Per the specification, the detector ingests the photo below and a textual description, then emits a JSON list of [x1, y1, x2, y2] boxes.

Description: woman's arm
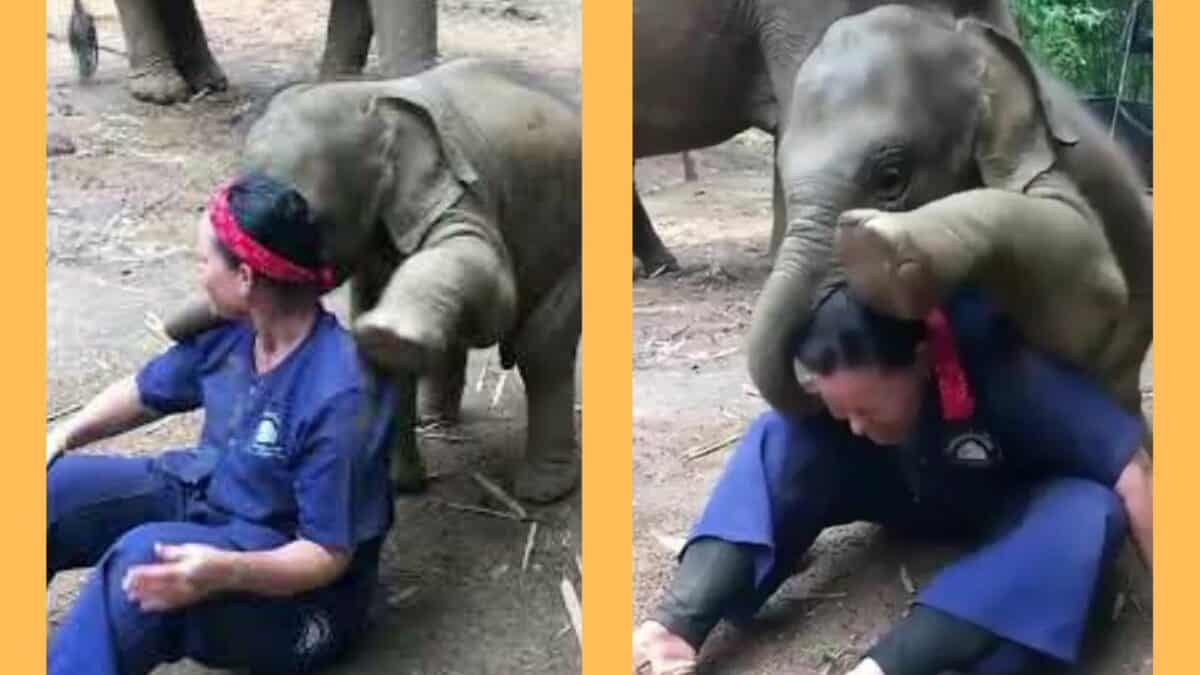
[[1114, 448, 1152, 569], [47, 376, 165, 465], [122, 539, 352, 612]]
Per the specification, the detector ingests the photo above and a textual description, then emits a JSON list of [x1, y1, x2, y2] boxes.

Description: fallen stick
[[521, 522, 539, 573], [703, 346, 739, 361], [432, 499, 526, 523], [490, 371, 509, 409], [46, 402, 83, 422], [791, 592, 848, 601], [474, 352, 491, 392], [471, 471, 528, 520], [419, 431, 471, 443], [683, 432, 742, 462], [560, 577, 583, 648]]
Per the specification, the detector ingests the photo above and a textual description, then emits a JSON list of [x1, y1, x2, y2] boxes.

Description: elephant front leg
[[511, 264, 581, 503], [352, 267, 426, 493], [835, 187, 1130, 372], [417, 345, 467, 427], [114, 0, 189, 103], [352, 225, 517, 378]]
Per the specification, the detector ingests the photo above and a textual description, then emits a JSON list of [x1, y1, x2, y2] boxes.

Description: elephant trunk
[[745, 190, 844, 419]]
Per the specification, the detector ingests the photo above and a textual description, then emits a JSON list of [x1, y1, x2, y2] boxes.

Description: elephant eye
[[870, 149, 911, 203]]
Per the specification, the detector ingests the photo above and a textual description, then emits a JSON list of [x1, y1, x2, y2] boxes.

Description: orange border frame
[[582, 0, 633, 673]]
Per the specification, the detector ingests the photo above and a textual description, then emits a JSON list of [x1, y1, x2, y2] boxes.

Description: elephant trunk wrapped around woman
[[748, 7, 1152, 423], [168, 60, 582, 502]]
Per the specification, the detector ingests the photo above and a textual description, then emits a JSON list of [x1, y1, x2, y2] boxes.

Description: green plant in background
[[1010, 0, 1151, 101]]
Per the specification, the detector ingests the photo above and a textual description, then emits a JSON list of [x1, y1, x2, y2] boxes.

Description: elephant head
[[169, 76, 515, 356], [748, 6, 1078, 418], [243, 79, 479, 276]]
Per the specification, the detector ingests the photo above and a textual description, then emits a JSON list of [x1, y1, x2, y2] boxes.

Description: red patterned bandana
[[208, 184, 336, 291], [924, 307, 974, 422]]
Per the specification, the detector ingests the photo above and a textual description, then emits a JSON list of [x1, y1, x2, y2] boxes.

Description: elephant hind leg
[[158, 0, 226, 93], [633, 183, 679, 278], [510, 264, 581, 503]]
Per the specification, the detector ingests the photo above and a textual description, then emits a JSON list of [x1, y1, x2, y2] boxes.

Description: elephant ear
[[366, 83, 480, 256], [959, 18, 1079, 192]]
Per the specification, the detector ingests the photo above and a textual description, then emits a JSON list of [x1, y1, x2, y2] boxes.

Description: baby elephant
[[749, 6, 1151, 420], [168, 60, 581, 502]]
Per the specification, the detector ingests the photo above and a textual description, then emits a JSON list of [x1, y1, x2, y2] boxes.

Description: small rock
[[47, 133, 77, 157], [489, 563, 510, 580]]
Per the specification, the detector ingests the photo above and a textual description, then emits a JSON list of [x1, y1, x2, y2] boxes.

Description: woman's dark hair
[[796, 284, 926, 375], [213, 171, 325, 276]]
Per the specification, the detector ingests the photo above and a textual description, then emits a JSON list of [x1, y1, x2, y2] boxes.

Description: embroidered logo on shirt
[[294, 608, 334, 659], [944, 430, 1001, 468], [248, 411, 285, 458]]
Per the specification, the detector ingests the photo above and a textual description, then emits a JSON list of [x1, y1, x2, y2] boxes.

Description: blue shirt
[[889, 287, 1143, 515], [135, 310, 395, 554]]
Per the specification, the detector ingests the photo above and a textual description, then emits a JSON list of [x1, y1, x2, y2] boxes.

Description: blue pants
[[48, 454, 377, 675], [688, 412, 1128, 670]]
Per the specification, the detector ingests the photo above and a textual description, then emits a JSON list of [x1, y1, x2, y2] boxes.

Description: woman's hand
[[46, 427, 69, 468], [123, 543, 239, 612]]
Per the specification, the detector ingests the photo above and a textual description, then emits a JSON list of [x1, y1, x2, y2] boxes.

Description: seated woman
[[46, 173, 396, 675], [634, 284, 1152, 675]]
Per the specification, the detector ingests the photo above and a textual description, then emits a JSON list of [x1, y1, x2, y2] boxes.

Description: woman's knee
[[1033, 478, 1128, 557]]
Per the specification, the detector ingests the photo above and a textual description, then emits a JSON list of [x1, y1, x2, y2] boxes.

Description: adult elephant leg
[[113, 0, 189, 103], [319, 0, 373, 78], [370, 0, 437, 77], [633, 183, 678, 277], [511, 263, 580, 503], [352, 263, 426, 493], [158, 0, 227, 93], [417, 344, 467, 426], [836, 187, 1145, 407]]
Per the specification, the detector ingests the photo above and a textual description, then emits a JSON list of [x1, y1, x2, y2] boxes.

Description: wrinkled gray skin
[[631, 0, 1020, 275], [168, 60, 581, 502], [751, 6, 1152, 422], [73, 0, 435, 104]]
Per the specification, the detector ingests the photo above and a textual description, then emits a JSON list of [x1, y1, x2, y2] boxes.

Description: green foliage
[[1010, 0, 1151, 100]]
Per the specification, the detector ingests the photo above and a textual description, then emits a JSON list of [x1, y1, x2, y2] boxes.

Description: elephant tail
[[68, 0, 98, 80]]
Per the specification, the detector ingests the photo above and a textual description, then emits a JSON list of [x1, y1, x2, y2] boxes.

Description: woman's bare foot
[[633, 621, 697, 674]]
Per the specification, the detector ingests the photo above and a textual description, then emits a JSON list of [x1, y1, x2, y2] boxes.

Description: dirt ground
[[45, 1, 580, 673], [631, 135, 1153, 674]]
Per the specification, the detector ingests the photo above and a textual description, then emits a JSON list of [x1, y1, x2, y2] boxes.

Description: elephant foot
[[836, 209, 940, 320], [514, 447, 580, 503], [180, 59, 228, 95], [128, 65, 191, 105], [352, 310, 448, 375], [633, 252, 679, 280]]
